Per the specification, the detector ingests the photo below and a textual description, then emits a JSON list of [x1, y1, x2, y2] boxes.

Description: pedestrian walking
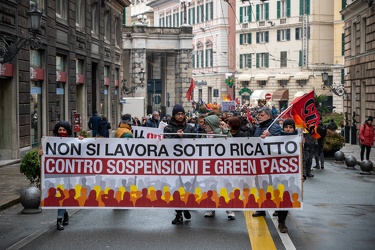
[[99, 116, 111, 138], [313, 117, 327, 169], [88, 110, 101, 137], [359, 116, 375, 161], [163, 104, 195, 224]]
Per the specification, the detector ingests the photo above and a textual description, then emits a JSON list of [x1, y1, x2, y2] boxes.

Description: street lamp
[[321, 71, 329, 86], [121, 68, 146, 95], [321, 71, 346, 96], [137, 15, 147, 25], [0, 4, 43, 64]]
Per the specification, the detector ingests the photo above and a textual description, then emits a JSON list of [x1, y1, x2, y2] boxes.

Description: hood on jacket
[[204, 115, 222, 135]]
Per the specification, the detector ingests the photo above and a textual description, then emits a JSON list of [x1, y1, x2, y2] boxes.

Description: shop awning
[[236, 74, 251, 81], [254, 73, 269, 81], [250, 90, 267, 104], [275, 74, 290, 80], [272, 89, 289, 101], [294, 72, 310, 80]]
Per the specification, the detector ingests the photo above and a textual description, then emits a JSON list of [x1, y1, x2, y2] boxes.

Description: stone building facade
[[342, 0, 375, 143], [0, 0, 130, 160]]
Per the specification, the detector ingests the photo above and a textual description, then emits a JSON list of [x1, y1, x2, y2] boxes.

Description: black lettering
[[285, 141, 297, 154], [173, 144, 183, 156], [215, 144, 225, 156], [86, 143, 96, 156]]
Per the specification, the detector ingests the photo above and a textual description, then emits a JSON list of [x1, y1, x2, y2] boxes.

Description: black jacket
[[163, 118, 196, 138]]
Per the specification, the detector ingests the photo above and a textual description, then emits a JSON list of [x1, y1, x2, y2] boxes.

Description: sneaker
[[278, 222, 288, 233], [321, 166, 324, 169], [227, 211, 235, 220], [252, 211, 266, 217], [313, 165, 320, 169], [306, 173, 314, 177], [172, 214, 183, 224], [183, 210, 191, 220], [272, 211, 278, 216], [204, 211, 215, 217]]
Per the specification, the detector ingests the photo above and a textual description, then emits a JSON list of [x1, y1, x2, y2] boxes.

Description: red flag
[[281, 90, 321, 139], [186, 78, 195, 102], [226, 94, 232, 101]]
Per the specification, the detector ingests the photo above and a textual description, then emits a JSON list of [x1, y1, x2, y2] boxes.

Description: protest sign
[[41, 136, 303, 210]]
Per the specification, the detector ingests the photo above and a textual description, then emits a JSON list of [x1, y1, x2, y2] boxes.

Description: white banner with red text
[[40, 135, 303, 210]]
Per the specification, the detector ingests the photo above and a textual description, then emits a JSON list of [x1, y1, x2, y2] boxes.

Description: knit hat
[[121, 114, 132, 125], [172, 104, 185, 116], [367, 116, 373, 122], [283, 119, 295, 130], [53, 120, 72, 136]]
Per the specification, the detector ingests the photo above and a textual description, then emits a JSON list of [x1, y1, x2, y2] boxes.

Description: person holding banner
[[39, 121, 76, 230], [163, 104, 196, 224], [202, 115, 236, 219], [252, 107, 281, 218]]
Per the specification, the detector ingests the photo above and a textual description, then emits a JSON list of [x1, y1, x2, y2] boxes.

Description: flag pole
[[266, 104, 294, 130]]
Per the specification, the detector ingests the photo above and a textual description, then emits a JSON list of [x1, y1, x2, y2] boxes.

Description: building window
[[166, 14, 171, 27], [256, 31, 269, 43], [159, 15, 164, 27], [56, 55, 66, 121], [173, 11, 179, 27], [197, 4, 204, 23], [256, 53, 269, 68], [205, 1, 213, 21], [279, 80, 288, 87], [30, 0, 45, 9], [280, 51, 287, 67], [239, 54, 252, 69], [91, 3, 99, 35], [115, 17, 121, 47], [277, 29, 290, 41], [240, 33, 252, 45], [76, 0, 85, 28], [56, 0, 68, 20], [240, 6, 252, 23], [197, 50, 203, 68], [299, 0, 310, 15], [205, 48, 213, 68], [277, 0, 290, 18], [256, 2, 269, 21], [104, 11, 110, 41], [188, 7, 195, 25], [208, 87, 212, 103]]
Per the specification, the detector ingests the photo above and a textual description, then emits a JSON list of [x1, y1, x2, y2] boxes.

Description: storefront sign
[[56, 71, 67, 82], [30, 67, 44, 81], [104, 77, 110, 85], [0, 63, 13, 78], [76, 74, 84, 84]]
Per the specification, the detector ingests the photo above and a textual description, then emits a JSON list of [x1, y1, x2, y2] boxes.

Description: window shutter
[[122, 7, 126, 25], [305, 0, 310, 15], [205, 49, 208, 67], [205, 3, 208, 21], [265, 53, 269, 68], [210, 49, 213, 67], [240, 34, 243, 45], [265, 3, 269, 20], [240, 55, 243, 69], [286, 0, 291, 17], [256, 54, 260, 68], [277, 30, 280, 41], [265, 31, 269, 43], [287, 29, 290, 41], [240, 7, 243, 23], [296, 28, 300, 40], [247, 54, 252, 68], [299, 0, 303, 16], [256, 4, 260, 21], [277, 1, 280, 19], [256, 32, 259, 43], [248, 6, 252, 22], [248, 33, 252, 44], [342, 33, 345, 56], [299, 50, 302, 66]]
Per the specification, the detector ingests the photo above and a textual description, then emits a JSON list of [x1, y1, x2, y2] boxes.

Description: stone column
[[175, 49, 193, 109]]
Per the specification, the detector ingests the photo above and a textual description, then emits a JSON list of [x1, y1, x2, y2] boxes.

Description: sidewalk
[[0, 143, 374, 211]]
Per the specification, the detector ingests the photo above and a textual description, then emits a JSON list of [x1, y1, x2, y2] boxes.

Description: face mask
[[57, 132, 69, 137]]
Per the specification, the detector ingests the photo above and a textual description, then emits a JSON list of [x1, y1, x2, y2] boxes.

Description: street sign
[[265, 93, 272, 100]]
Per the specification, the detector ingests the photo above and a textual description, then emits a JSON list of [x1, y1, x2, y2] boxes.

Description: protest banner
[[41, 135, 303, 210]]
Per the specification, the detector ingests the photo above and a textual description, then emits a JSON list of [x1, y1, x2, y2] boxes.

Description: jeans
[[57, 209, 66, 219], [360, 145, 371, 161]]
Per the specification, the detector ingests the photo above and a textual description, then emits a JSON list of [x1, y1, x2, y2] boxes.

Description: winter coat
[[253, 119, 281, 137], [99, 120, 111, 138], [146, 118, 160, 128], [203, 115, 232, 138], [163, 118, 196, 139], [114, 123, 133, 138], [88, 114, 101, 130], [359, 122, 375, 147]]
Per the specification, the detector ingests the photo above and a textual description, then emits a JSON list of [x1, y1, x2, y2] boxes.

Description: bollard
[[345, 156, 357, 169], [334, 151, 345, 163], [360, 160, 374, 175], [20, 186, 42, 214]]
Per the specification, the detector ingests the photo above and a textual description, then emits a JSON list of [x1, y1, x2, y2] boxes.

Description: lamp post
[[0, 4, 43, 64], [121, 68, 146, 95]]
